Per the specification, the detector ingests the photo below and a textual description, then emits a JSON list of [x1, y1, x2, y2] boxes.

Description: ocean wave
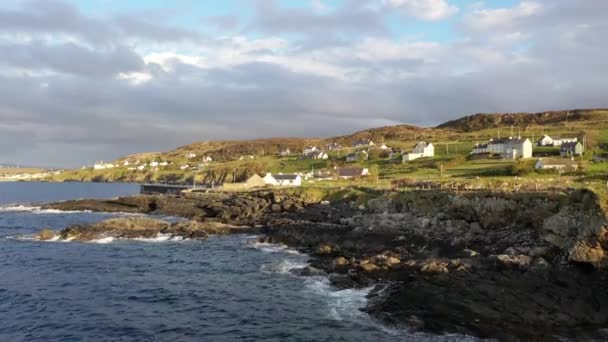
[[0, 205, 92, 214], [304, 277, 373, 321], [248, 241, 302, 255], [260, 259, 310, 275]]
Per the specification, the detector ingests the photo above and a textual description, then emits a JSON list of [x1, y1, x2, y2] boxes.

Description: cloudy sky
[[0, 0, 606, 167]]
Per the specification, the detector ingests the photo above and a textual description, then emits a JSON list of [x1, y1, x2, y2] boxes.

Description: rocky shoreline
[[41, 188, 608, 340]]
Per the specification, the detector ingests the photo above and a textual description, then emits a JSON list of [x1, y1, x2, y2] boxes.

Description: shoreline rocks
[[41, 188, 608, 340]]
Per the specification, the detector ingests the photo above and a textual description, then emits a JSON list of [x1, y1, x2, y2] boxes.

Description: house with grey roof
[[560, 141, 584, 157]]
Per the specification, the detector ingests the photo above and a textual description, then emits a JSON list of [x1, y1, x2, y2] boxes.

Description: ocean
[[0, 182, 475, 341]]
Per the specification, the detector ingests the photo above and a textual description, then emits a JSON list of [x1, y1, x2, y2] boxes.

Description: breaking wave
[[0, 205, 92, 214]]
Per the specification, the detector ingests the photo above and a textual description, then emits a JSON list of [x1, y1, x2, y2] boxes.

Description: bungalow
[[185, 152, 197, 159], [346, 150, 368, 162], [263, 173, 302, 187], [535, 158, 579, 172], [279, 149, 291, 157], [380, 144, 389, 150], [150, 161, 160, 167], [159, 161, 169, 166], [336, 167, 369, 179], [504, 138, 533, 159], [179, 164, 190, 170], [560, 141, 584, 157], [352, 139, 374, 148], [202, 156, 213, 163], [123, 160, 131, 166], [303, 146, 319, 154], [326, 142, 342, 150], [403, 142, 434, 162], [136, 165, 146, 171], [537, 134, 578, 147], [302, 151, 328, 160]]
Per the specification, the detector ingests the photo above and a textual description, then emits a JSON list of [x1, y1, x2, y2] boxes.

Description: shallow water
[[0, 182, 478, 341]]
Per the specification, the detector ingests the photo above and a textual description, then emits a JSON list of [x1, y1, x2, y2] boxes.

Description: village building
[[336, 167, 369, 179], [303, 146, 319, 154], [301, 151, 328, 160], [535, 158, 579, 172], [123, 160, 130, 166], [326, 142, 342, 150], [346, 150, 368, 162], [279, 149, 291, 157], [352, 139, 374, 148], [403, 142, 434, 162], [537, 134, 578, 147], [470, 137, 532, 159], [380, 144, 389, 150], [93, 162, 115, 170], [504, 138, 533, 159], [159, 161, 169, 166], [150, 161, 159, 167], [560, 141, 584, 157], [180, 164, 190, 170], [202, 156, 213, 163], [263, 173, 302, 187], [137, 165, 146, 171], [185, 152, 197, 159]]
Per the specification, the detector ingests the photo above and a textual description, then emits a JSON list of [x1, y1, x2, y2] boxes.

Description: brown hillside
[[437, 109, 608, 132]]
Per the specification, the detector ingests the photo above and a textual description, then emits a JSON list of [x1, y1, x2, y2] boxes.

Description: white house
[[180, 164, 190, 170], [403, 142, 434, 162], [303, 146, 319, 154], [93, 162, 116, 170], [380, 144, 389, 150], [353, 139, 374, 148], [159, 161, 169, 166], [123, 160, 131, 166], [326, 142, 342, 150], [136, 165, 146, 171], [263, 173, 301, 187], [202, 156, 213, 163], [535, 158, 578, 171], [336, 167, 369, 179], [504, 138, 533, 159], [185, 152, 197, 159], [279, 149, 291, 156], [537, 134, 554, 147], [150, 161, 160, 167]]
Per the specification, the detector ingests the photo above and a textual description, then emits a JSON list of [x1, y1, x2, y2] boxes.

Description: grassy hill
[[47, 108, 608, 188]]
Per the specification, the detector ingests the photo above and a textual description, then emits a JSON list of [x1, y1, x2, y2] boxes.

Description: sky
[[0, 0, 607, 167]]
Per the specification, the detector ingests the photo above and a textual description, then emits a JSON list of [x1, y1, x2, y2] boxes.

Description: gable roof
[[273, 174, 299, 181], [561, 141, 581, 149]]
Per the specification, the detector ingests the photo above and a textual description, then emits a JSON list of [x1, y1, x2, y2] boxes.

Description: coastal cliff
[[42, 187, 608, 340]]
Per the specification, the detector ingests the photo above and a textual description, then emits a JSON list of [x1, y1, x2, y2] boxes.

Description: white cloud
[[384, 0, 458, 20], [463, 1, 542, 31]]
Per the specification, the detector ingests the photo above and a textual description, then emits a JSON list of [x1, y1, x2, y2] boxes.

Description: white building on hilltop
[[403, 142, 434, 162]]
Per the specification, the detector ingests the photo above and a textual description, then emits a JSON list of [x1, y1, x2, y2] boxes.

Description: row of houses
[[471, 136, 584, 159]]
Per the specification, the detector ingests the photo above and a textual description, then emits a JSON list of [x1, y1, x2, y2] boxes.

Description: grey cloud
[[0, 0, 203, 44], [0, 41, 144, 78], [249, 0, 386, 35]]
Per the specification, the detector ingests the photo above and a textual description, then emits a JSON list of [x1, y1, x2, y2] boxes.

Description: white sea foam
[[260, 259, 309, 275], [304, 277, 373, 321], [248, 241, 302, 255], [0, 205, 92, 214], [132, 234, 187, 242], [91, 237, 114, 244]]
